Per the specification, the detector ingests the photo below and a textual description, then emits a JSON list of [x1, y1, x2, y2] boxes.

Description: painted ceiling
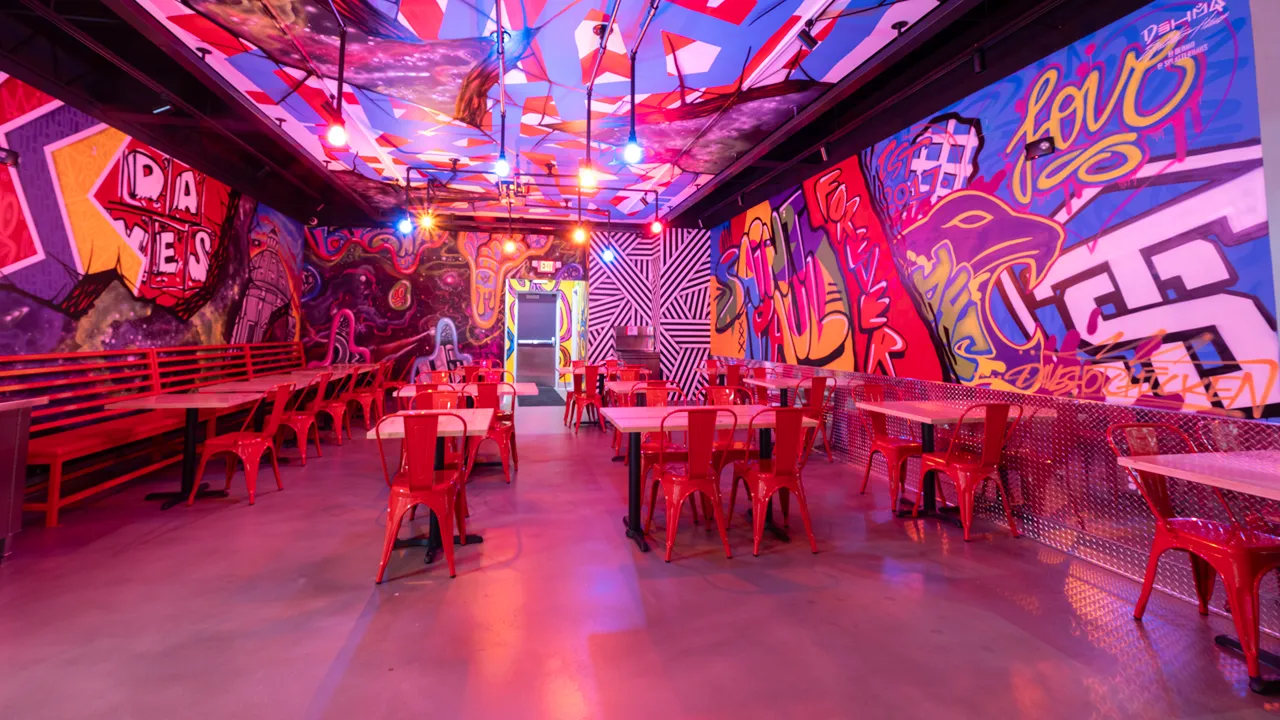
[[135, 0, 941, 222]]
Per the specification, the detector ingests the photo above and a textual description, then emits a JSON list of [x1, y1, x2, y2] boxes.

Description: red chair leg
[[995, 475, 1020, 538], [187, 452, 214, 506], [859, 450, 876, 494], [223, 456, 235, 491], [310, 422, 323, 458], [437, 497, 458, 578], [1190, 554, 1217, 615], [1133, 543, 1167, 620], [792, 483, 818, 553], [707, 488, 732, 559], [664, 488, 689, 563], [645, 479, 661, 534], [1223, 573, 1264, 682], [819, 422, 833, 463], [267, 446, 282, 491], [751, 489, 769, 556], [376, 495, 413, 583]]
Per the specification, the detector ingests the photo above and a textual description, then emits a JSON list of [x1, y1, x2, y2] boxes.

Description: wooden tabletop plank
[[0, 397, 49, 412], [1117, 450, 1280, 502], [601, 404, 818, 433], [197, 374, 299, 393], [744, 377, 800, 391], [854, 400, 985, 425], [395, 382, 539, 398], [367, 409, 495, 439], [110, 392, 264, 410]]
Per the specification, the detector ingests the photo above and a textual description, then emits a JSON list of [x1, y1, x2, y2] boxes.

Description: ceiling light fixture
[[503, 239, 518, 255], [578, 164, 597, 189], [649, 190, 663, 236], [797, 24, 819, 50], [601, 248, 616, 263], [152, 103, 173, 115], [325, 2, 349, 148], [397, 216, 413, 234], [573, 226, 587, 244], [584, 0, 622, 193], [493, 0, 512, 180]]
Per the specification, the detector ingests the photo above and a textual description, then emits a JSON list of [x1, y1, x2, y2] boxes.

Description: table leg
[[1213, 635, 1280, 693], [758, 427, 789, 542], [894, 424, 962, 528], [779, 389, 789, 407], [397, 436, 484, 565], [146, 408, 229, 509], [622, 431, 650, 552], [612, 390, 644, 462]]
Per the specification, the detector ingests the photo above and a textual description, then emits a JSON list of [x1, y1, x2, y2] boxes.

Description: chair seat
[[206, 431, 272, 450], [390, 470, 460, 493], [872, 436, 923, 452], [921, 450, 992, 473], [1168, 518, 1280, 550]]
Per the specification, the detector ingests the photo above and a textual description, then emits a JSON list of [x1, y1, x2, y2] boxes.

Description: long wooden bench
[[0, 342, 304, 526]]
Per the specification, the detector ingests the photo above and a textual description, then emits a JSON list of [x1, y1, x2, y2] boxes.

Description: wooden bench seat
[[0, 342, 304, 526]]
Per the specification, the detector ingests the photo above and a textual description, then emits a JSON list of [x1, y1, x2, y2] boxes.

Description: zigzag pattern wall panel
[[586, 231, 654, 364], [658, 229, 712, 395]]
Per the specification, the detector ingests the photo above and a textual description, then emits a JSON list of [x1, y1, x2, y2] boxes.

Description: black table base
[[1213, 635, 1280, 694], [893, 424, 964, 529], [146, 408, 230, 510]]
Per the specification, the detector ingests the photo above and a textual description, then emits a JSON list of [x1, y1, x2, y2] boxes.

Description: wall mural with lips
[[300, 224, 586, 375], [712, 0, 1280, 419], [131, 0, 944, 221], [0, 74, 304, 355]]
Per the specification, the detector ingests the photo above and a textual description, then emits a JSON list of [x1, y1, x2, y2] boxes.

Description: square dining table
[[368, 408, 494, 565], [196, 374, 300, 393], [394, 382, 539, 398], [744, 377, 801, 406], [109, 392, 264, 509], [600, 404, 817, 552]]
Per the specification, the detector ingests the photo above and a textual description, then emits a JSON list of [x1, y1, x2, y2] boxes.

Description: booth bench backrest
[[0, 342, 303, 437]]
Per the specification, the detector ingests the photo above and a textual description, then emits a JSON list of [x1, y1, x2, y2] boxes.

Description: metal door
[[515, 292, 558, 385]]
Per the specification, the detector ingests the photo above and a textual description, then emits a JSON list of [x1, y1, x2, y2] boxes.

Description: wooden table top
[[854, 400, 986, 425], [744, 377, 800, 391], [197, 374, 299, 393], [366, 409, 495, 439], [601, 404, 819, 433], [1117, 450, 1280, 502], [395, 382, 539, 397], [0, 397, 49, 412], [110, 392, 264, 410]]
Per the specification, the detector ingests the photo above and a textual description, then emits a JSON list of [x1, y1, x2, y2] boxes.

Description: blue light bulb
[[623, 140, 643, 165], [494, 152, 511, 177], [601, 248, 616, 263], [396, 216, 413, 234]]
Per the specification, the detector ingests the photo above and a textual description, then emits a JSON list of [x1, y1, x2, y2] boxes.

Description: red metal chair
[[1108, 422, 1280, 690], [855, 384, 922, 513], [373, 411, 470, 581], [189, 384, 292, 506], [917, 403, 1023, 541], [631, 383, 689, 491], [277, 374, 328, 466], [573, 365, 604, 432], [417, 369, 453, 384], [724, 364, 743, 388], [729, 408, 819, 555], [468, 382, 517, 482], [796, 376, 834, 463], [562, 360, 587, 425], [747, 366, 773, 405], [343, 363, 387, 429], [644, 408, 735, 562], [315, 371, 355, 444]]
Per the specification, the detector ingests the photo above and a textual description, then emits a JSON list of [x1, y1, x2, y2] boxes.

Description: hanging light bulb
[[650, 219, 663, 235], [419, 212, 435, 230], [326, 122, 348, 148], [623, 134, 643, 165], [579, 164, 597, 189], [494, 150, 511, 178], [572, 226, 587, 245], [601, 248, 616, 263], [396, 216, 413, 234], [503, 239, 517, 255]]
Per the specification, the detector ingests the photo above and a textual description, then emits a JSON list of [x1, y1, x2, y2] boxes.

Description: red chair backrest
[[471, 382, 516, 410], [418, 369, 452, 384], [411, 389, 461, 410], [724, 364, 743, 387], [747, 408, 807, 476], [297, 372, 332, 412], [852, 383, 905, 441], [1106, 422, 1196, 524], [705, 386, 749, 406], [583, 365, 600, 394], [659, 408, 734, 481], [634, 381, 682, 407], [799, 376, 831, 412], [947, 403, 1021, 469], [618, 368, 643, 381], [706, 358, 719, 371], [260, 384, 294, 436], [375, 411, 467, 490]]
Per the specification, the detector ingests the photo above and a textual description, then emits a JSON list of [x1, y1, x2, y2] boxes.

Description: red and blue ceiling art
[[133, 0, 941, 221]]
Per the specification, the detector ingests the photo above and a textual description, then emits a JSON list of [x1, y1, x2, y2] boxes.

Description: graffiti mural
[[302, 226, 584, 374], [0, 74, 304, 355], [712, 0, 1280, 418]]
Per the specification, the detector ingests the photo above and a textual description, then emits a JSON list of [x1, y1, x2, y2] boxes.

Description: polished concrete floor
[[2, 406, 1279, 719]]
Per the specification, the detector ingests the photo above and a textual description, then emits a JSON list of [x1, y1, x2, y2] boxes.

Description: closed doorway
[[515, 292, 558, 385]]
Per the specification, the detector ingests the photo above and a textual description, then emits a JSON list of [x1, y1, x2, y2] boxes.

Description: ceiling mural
[[134, 0, 940, 221]]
